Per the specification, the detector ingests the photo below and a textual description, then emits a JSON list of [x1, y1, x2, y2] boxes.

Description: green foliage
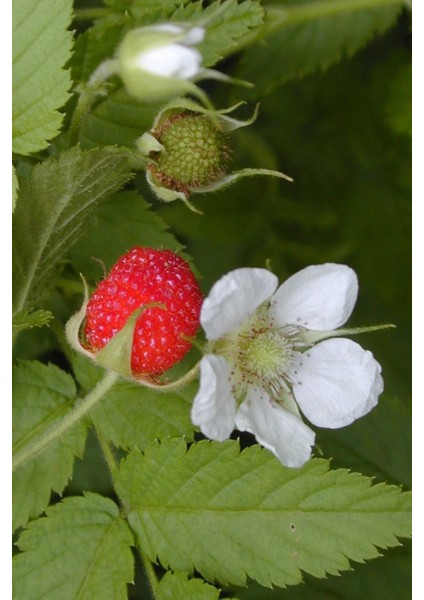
[[69, 191, 187, 281], [12, 145, 133, 314], [196, 0, 265, 67], [12, 0, 73, 155], [12, 0, 411, 597], [71, 354, 196, 450], [238, 0, 405, 96], [157, 572, 221, 599], [115, 439, 411, 588], [13, 493, 134, 599], [91, 381, 197, 450], [12, 361, 86, 531], [12, 308, 54, 334]]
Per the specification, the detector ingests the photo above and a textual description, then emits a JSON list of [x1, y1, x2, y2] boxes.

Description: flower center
[[238, 329, 292, 381], [214, 305, 304, 402]]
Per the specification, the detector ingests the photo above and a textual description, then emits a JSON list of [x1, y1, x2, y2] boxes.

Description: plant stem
[[68, 90, 97, 147], [12, 370, 120, 472]]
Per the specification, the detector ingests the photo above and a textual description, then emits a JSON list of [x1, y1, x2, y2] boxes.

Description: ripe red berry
[[83, 247, 203, 376]]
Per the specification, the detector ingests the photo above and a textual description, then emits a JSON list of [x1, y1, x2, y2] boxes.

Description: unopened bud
[[117, 24, 205, 103]]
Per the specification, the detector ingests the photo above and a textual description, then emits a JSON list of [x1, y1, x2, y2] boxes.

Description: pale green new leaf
[[12, 361, 86, 531], [13, 308, 54, 334], [115, 439, 411, 588], [157, 571, 220, 600], [12, 145, 133, 315], [12, 0, 73, 155], [13, 493, 134, 599], [238, 0, 404, 96]]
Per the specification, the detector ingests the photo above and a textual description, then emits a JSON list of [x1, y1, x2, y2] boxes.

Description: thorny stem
[[12, 370, 120, 472]]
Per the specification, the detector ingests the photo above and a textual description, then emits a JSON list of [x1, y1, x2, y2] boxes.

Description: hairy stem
[[12, 370, 120, 472]]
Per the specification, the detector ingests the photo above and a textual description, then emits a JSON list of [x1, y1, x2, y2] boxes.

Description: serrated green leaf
[[12, 0, 73, 155], [13, 308, 54, 334], [157, 571, 221, 600], [197, 0, 265, 67], [239, 542, 411, 599], [69, 190, 186, 280], [115, 439, 411, 589], [238, 0, 404, 96], [12, 361, 86, 531], [91, 381, 197, 451], [12, 145, 133, 315], [109, 0, 192, 20], [13, 493, 134, 599]]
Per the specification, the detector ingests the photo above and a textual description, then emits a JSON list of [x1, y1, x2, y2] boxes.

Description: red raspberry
[[83, 247, 203, 376]]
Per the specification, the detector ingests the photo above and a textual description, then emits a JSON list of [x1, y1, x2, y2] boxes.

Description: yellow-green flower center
[[237, 330, 292, 381]]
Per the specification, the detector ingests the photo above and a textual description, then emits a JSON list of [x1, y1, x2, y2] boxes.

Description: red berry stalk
[[83, 247, 203, 376]]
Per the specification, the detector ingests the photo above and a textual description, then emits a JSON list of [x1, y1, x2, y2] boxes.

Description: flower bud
[[116, 24, 205, 103]]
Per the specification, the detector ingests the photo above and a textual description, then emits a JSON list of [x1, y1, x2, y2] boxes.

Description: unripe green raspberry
[[137, 98, 293, 212], [148, 112, 231, 195]]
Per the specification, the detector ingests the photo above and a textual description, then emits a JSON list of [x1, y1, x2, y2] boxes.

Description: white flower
[[191, 264, 384, 468]]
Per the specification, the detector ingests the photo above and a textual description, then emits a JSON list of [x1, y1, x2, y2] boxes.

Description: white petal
[[293, 338, 383, 428], [235, 388, 315, 468], [191, 355, 236, 441], [137, 45, 201, 78], [201, 268, 278, 340], [270, 264, 358, 330]]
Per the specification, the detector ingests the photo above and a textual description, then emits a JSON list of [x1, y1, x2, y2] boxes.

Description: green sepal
[[300, 323, 396, 346], [95, 307, 143, 377], [65, 275, 93, 360], [195, 167, 293, 194], [95, 303, 167, 377]]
